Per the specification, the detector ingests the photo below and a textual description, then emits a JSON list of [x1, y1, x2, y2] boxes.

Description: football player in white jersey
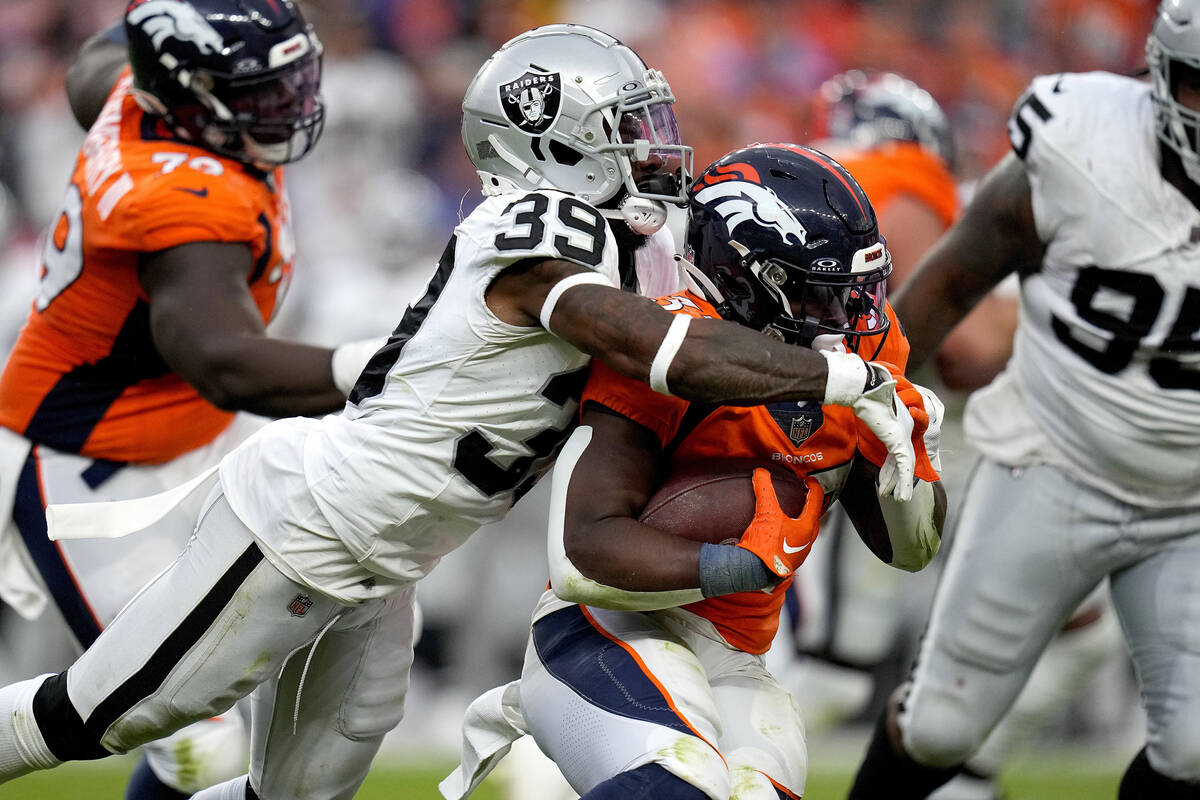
[[0, 25, 918, 800], [848, 3, 1200, 798]]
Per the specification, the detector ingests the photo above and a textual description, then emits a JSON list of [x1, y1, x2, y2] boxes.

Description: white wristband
[[649, 314, 691, 396], [331, 336, 388, 396], [820, 350, 868, 406], [539, 271, 613, 333]]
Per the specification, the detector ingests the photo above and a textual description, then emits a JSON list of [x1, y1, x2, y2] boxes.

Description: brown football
[[637, 458, 811, 545]]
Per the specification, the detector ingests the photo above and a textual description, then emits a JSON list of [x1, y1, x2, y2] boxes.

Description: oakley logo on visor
[[499, 71, 562, 135]]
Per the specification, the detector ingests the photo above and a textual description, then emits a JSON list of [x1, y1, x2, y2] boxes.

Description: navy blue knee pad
[[579, 763, 710, 800], [124, 757, 189, 800]]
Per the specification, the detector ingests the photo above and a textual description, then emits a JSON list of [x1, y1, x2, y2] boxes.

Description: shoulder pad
[[1008, 72, 1147, 165], [459, 190, 614, 272]]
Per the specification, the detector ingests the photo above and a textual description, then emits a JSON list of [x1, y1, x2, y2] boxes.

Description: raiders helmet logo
[[499, 71, 562, 135], [692, 176, 808, 247], [128, 0, 226, 55]]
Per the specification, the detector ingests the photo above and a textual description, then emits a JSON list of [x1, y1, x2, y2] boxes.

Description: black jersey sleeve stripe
[[81, 543, 265, 742], [348, 235, 457, 405]]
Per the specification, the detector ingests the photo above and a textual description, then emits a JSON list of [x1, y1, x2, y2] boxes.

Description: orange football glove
[[737, 469, 824, 579]]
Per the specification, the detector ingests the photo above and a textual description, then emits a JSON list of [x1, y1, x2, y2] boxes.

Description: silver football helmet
[[1148, 0, 1200, 183], [461, 24, 692, 233]]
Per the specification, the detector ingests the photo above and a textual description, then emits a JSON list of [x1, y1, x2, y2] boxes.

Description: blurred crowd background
[[0, 0, 1157, 770]]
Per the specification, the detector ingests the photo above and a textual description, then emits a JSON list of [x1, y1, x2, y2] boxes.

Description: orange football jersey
[[582, 291, 936, 654], [0, 69, 294, 464], [822, 141, 959, 228]]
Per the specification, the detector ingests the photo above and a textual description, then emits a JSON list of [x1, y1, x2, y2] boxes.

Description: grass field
[[0, 752, 1124, 799]]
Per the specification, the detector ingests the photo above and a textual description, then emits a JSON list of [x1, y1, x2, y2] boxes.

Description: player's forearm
[[181, 336, 347, 417], [549, 425, 706, 611], [567, 520, 703, 592], [553, 521, 706, 611], [551, 286, 830, 406], [663, 317, 832, 405]]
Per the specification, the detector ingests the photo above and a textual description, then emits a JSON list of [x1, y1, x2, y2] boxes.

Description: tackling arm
[[488, 257, 831, 406], [892, 153, 1045, 372], [139, 242, 351, 417], [488, 256, 918, 499], [65, 22, 128, 131]]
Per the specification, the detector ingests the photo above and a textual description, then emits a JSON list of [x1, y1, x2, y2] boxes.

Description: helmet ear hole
[[548, 140, 584, 166]]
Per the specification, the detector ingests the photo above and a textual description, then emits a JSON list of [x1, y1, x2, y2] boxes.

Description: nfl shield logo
[[767, 400, 822, 447], [499, 71, 562, 134], [788, 415, 814, 446], [288, 594, 313, 617]]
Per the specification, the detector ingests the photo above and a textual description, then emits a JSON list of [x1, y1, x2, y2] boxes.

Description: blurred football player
[[812, 69, 1016, 388], [0, 2, 388, 798], [0, 26, 921, 800], [441, 143, 945, 800], [796, 70, 1121, 800], [787, 72, 968, 735], [848, 3, 1200, 797]]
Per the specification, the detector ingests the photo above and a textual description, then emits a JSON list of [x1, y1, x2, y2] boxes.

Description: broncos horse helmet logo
[[693, 164, 808, 247], [128, 0, 226, 56]]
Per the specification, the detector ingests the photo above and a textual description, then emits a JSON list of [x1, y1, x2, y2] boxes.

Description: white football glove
[[330, 336, 388, 396], [820, 351, 916, 502], [914, 383, 945, 473]]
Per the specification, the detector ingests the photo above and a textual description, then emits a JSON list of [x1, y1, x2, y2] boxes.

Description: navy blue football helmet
[[816, 70, 954, 169], [125, 0, 325, 165], [686, 143, 892, 349]]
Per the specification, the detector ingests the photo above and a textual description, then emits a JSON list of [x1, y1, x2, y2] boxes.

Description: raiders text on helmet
[[685, 143, 892, 351], [125, 0, 325, 165], [461, 24, 692, 233]]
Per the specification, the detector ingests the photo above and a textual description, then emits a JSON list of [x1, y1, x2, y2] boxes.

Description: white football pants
[[900, 459, 1200, 782], [0, 415, 268, 793], [519, 599, 807, 800], [52, 490, 415, 799]]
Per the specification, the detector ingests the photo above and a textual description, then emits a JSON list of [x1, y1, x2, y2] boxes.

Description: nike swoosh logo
[[782, 540, 811, 555], [174, 186, 209, 198]]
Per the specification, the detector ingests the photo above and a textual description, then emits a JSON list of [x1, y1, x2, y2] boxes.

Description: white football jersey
[[219, 191, 681, 602], [966, 72, 1200, 507]]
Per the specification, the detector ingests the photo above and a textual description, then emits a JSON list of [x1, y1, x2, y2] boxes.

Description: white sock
[[188, 773, 249, 799], [0, 674, 61, 782]]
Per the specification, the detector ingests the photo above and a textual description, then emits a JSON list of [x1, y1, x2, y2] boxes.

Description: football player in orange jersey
[[0, 2, 381, 798], [441, 144, 945, 800], [812, 70, 1017, 390]]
